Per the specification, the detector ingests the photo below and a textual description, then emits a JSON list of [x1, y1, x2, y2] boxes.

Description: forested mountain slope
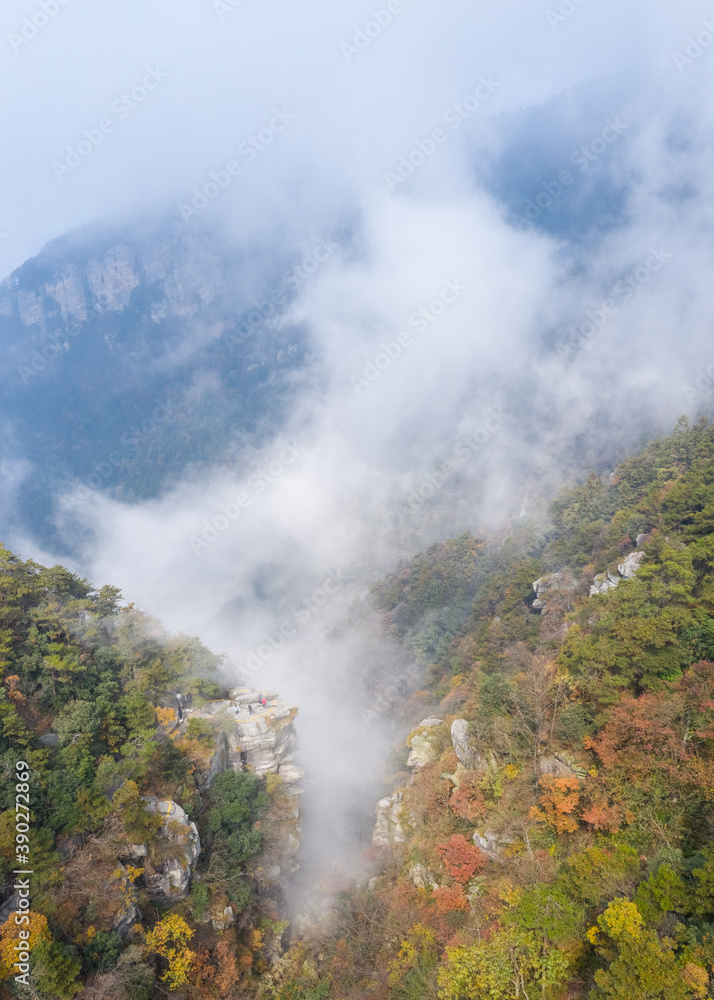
[[0, 222, 313, 547], [0, 549, 300, 999], [321, 416, 714, 1000], [6, 417, 714, 1000]]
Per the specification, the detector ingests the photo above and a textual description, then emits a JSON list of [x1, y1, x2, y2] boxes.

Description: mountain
[[4, 416, 714, 998], [0, 221, 314, 549], [319, 416, 714, 1000], [0, 544, 303, 997]]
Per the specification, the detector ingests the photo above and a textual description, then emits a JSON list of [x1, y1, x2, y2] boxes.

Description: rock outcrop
[[86, 245, 141, 312], [0, 231, 223, 334], [406, 719, 444, 769], [591, 549, 645, 595], [539, 755, 576, 778], [187, 691, 304, 889], [191, 693, 303, 787], [473, 828, 516, 857], [373, 792, 406, 846], [408, 864, 438, 889], [531, 572, 577, 613], [451, 719, 476, 768], [111, 863, 142, 938], [123, 798, 200, 900]]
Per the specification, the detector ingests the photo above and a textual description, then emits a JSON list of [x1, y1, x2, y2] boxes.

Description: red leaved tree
[[435, 835, 486, 884]]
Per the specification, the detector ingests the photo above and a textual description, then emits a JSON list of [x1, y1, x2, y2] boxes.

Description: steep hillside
[[315, 417, 714, 1000], [0, 547, 302, 998], [7, 417, 714, 1000]]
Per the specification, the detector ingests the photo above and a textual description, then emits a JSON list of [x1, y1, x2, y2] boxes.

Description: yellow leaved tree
[[145, 913, 195, 989]]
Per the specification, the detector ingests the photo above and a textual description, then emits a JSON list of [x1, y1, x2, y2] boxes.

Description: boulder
[[126, 798, 200, 900], [539, 755, 576, 778], [408, 864, 438, 889], [406, 719, 444, 769], [531, 572, 577, 613], [373, 792, 406, 846], [451, 719, 476, 768], [591, 548, 646, 596], [618, 550, 645, 579]]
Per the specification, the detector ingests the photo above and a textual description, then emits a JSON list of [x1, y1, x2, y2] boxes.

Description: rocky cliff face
[[373, 718, 446, 846], [0, 231, 222, 335], [189, 690, 304, 889], [122, 798, 201, 900]]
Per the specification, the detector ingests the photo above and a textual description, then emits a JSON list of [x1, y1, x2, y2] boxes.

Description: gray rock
[[618, 550, 644, 579], [473, 829, 515, 855], [228, 698, 300, 775], [201, 699, 234, 716], [406, 719, 444, 769], [408, 864, 438, 889], [591, 548, 645, 596], [278, 763, 306, 784], [451, 719, 476, 768], [539, 755, 576, 778], [127, 798, 201, 900], [197, 737, 228, 793], [531, 572, 577, 613], [111, 864, 141, 939], [373, 792, 406, 846]]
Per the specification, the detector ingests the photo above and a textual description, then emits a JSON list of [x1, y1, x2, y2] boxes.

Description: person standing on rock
[[261, 692, 267, 708], [248, 703, 253, 715]]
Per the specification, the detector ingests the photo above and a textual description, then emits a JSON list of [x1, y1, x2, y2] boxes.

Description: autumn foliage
[[0, 911, 49, 978], [435, 835, 486, 884], [449, 771, 488, 823], [530, 775, 581, 834]]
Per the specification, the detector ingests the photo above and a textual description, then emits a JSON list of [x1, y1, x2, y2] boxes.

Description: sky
[[3, 0, 714, 884]]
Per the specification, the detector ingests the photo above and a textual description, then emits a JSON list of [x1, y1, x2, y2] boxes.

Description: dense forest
[[319, 416, 714, 1000], [5, 415, 714, 998], [0, 551, 288, 999]]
